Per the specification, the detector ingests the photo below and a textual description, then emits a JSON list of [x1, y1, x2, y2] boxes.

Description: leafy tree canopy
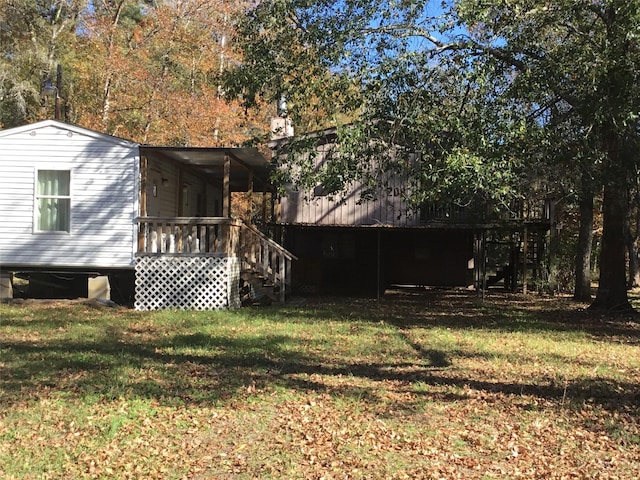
[[227, 0, 640, 207], [0, 0, 85, 127]]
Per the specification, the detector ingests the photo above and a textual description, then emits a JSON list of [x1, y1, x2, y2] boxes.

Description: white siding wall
[[145, 159, 223, 217], [0, 122, 139, 268], [206, 184, 222, 216], [146, 158, 179, 216], [182, 170, 204, 217]]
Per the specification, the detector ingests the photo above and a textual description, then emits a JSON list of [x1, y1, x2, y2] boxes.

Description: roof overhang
[[139, 146, 274, 192]]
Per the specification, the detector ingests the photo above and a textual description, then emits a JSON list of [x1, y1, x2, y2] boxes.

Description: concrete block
[[0, 273, 13, 299], [88, 276, 110, 300]]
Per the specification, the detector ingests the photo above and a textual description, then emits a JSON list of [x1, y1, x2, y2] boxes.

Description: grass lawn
[[1, 289, 639, 479]]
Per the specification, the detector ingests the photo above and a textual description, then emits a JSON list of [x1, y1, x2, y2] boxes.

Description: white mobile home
[[0, 120, 294, 308], [0, 120, 139, 270]]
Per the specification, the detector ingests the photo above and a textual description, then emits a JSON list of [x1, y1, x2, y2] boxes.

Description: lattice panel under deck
[[135, 256, 238, 310]]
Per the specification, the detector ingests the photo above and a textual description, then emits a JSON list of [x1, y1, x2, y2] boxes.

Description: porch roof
[[139, 146, 274, 192]]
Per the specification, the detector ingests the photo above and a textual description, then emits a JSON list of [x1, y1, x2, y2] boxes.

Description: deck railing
[[419, 199, 552, 224], [137, 217, 297, 302], [137, 217, 240, 255]]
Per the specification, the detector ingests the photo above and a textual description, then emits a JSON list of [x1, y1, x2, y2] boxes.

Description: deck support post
[[280, 254, 286, 303], [138, 156, 148, 253], [522, 225, 528, 294], [246, 169, 254, 224], [377, 229, 382, 301], [262, 185, 268, 226], [473, 231, 487, 298], [223, 153, 231, 217], [221, 153, 231, 253]]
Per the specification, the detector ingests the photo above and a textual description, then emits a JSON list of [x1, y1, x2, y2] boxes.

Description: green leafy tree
[[227, 0, 640, 311], [457, 0, 640, 310], [0, 0, 86, 126]]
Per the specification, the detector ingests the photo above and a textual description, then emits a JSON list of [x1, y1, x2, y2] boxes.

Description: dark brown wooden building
[[271, 127, 552, 297]]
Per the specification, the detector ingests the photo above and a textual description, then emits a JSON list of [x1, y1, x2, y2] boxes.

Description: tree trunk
[[628, 238, 640, 288], [590, 184, 633, 312], [574, 188, 593, 301], [626, 191, 640, 288]]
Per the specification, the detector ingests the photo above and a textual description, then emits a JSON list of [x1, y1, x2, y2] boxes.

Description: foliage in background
[[541, 202, 602, 295], [0, 0, 84, 127], [0, 0, 270, 145], [229, 0, 639, 200]]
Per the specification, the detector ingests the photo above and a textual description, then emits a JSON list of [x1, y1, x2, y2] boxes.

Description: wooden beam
[[280, 255, 286, 303], [247, 169, 254, 223], [273, 192, 280, 224], [473, 231, 479, 292], [247, 169, 254, 196], [474, 231, 487, 299], [138, 156, 148, 253], [223, 153, 231, 218], [377, 229, 381, 301], [139, 156, 148, 217], [522, 226, 528, 294], [262, 184, 268, 224]]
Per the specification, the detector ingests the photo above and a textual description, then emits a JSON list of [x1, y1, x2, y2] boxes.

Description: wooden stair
[[240, 270, 277, 305], [487, 267, 507, 287], [236, 223, 297, 304], [486, 264, 516, 290]]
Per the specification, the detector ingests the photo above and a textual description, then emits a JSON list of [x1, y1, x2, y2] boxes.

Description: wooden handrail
[[240, 222, 298, 261], [237, 222, 297, 302], [137, 216, 240, 225], [419, 200, 551, 224]]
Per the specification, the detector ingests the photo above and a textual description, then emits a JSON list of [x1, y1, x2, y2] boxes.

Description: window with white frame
[[35, 169, 71, 232]]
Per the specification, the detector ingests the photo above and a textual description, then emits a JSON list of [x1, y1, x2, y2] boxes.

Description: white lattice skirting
[[134, 255, 240, 310]]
